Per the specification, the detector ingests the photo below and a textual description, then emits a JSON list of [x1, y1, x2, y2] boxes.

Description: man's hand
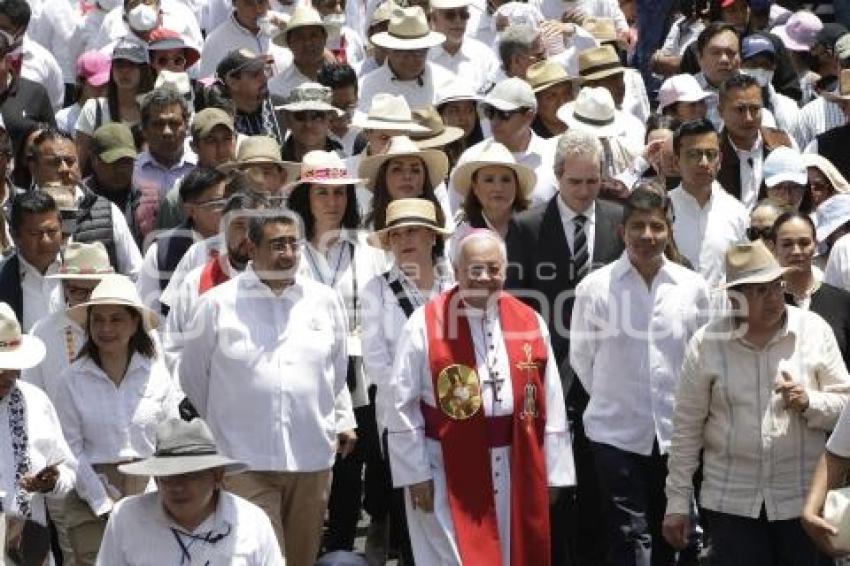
[[337, 429, 357, 458], [801, 508, 845, 557], [561, 7, 586, 24], [409, 480, 435, 513], [20, 464, 60, 493], [776, 371, 809, 413], [662, 513, 690, 550]]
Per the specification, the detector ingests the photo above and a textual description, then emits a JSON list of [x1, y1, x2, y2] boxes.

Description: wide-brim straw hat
[[67, 275, 160, 330], [47, 242, 115, 280], [556, 86, 621, 138], [370, 6, 446, 50], [451, 140, 536, 198], [0, 302, 45, 370], [283, 150, 366, 193], [409, 106, 464, 149], [582, 17, 617, 44], [720, 240, 792, 290], [526, 60, 576, 93], [272, 5, 331, 47], [274, 82, 344, 116], [368, 198, 452, 248], [350, 93, 429, 132], [578, 45, 624, 81], [359, 135, 449, 190], [120, 418, 247, 477], [217, 135, 300, 179]]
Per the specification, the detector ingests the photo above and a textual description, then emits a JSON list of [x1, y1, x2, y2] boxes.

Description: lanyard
[[170, 523, 232, 566], [306, 241, 358, 329]]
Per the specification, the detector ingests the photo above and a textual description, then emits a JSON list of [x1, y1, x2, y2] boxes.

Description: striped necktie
[[573, 214, 589, 279]]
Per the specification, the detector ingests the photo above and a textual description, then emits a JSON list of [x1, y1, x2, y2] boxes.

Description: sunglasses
[[292, 110, 329, 122], [482, 105, 527, 121], [440, 8, 470, 20], [746, 225, 772, 241]]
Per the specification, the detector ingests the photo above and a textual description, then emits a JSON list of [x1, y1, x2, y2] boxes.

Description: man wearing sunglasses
[[277, 82, 345, 162], [428, 0, 500, 95]]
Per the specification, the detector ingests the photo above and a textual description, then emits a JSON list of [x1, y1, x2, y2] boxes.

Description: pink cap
[[658, 74, 713, 112], [76, 51, 111, 87], [773, 10, 823, 51]]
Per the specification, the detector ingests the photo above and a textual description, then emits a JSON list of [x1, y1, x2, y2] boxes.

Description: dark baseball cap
[[817, 23, 850, 50], [92, 123, 137, 164], [742, 34, 776, 60], [216, 48, 266, 79]]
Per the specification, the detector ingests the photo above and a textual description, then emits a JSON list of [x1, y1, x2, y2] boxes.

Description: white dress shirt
[[729, 133, 764, 212], [0, 382, 76, 525], [26, 0, 83, 85], [669, 181, 749, 287], [97, 491, 285, 566], [21, 311, 86, 404], [622, 68, 651, 127], [429, 38, 501, 95], [21, 37, 66, 113], [267, 63, 312, 98], [571, 254, 710, 456], [557, 195, 595, 263], [358, 62, 457, 114], [199, 13, 293, 79], [824, 233, 850, 291], [180, 267, 357, 472], [54, 354, 181, 515], [19, 254, 63, 332], [695, 72, 723, 132]]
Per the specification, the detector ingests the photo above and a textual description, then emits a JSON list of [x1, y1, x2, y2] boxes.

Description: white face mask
[[323, 13, 346, 28], [740, 67, 774, 88], [127, 4, 158, 32], [257, 16, 275, 37]]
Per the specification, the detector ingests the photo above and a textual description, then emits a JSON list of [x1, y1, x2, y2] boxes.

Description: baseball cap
[[482, 78, 537, 112], [92, 123, 137, 164], [191, 108, 235, 140], [741, 34, 776, 60], [111, 37, 150, 65], [658, 74, 713, 112], [216, 49, 266, 79], [76, 51, 111, 88], [763, 146, 807, 188]]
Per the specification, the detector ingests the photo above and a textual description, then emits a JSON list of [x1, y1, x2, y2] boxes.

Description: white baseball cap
[[816, 193, 850, 243], [658, 74, 713, 112], [482, 78, 537, 112], [763, 146, 808, 188]]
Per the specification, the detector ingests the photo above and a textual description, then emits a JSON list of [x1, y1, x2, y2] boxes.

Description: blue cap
[[742, 35, 776, 60]]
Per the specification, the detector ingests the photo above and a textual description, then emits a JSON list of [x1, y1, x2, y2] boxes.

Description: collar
[[18, 253, 61, 278], [387, 62, 427, 86], [732, 306, 795, 349], [79, 351, 152, 379], [672, 180, 721, 208], [138, 150, 197, 172], [557, 194, 595, 223], [612, 252, 673, 282], [229, 11, 262, 38], [241, 263, 301, 297], [728, 131, 763, 155], [153, 490, 234, 539]]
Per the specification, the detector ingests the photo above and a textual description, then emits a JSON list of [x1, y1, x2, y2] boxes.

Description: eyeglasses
[[268, 237, 302, 252], [682, 148, 720, 163], [292, 110, 329, 122], [440, 8, 470, 20], [746, 225, 772, 241], [482, 105, 526, 121], [191, 198, 227, 211]]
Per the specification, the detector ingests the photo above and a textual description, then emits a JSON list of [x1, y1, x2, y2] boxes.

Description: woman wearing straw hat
[[54, 275, 181, 566], [361, 198, 454, 565], [285, 150, 386, 553], [435, 81, 485, 157], [359, 135, 451, 234]]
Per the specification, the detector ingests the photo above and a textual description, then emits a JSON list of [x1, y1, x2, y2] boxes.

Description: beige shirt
[[665, 306, 850, 521]]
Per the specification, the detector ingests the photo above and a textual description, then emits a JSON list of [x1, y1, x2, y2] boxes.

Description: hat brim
[[275, 101, 345, 117], [46, 270, 115, 281], [579, 66, 624, 82], [370, 30, 446, 50], [98, 147, 137, 164], [368, 218, 453, 249], [350, 113, 430, 133], [67, 298, 160, 331], [481, 97, 533, 112], [119, 454, 248, 477], [772, 25, 811, 51], [218, 159, 301, 181], [359, 149, 449, 190], [86, 71, 111, 88], [764, 171, 808, 188], [816, 218, 845, 243], [412, 126, 465, 149], [531, 76, 576, 93], [452, 159, 537, 199], [437, 93, 483, 106], [272, 23, 331, 47], [823, 90, 850, 102], [0, 335, 45, 370], [556, 104, 620, 137], [721, 265, 791, 290], [282, 176, 367, 193]]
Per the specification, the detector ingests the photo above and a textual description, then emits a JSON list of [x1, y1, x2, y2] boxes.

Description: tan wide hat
[[47, 242, 115, 280], [368, 197, 452, 248], [359, 136, 449, 190], [284, 150, 366, 192], [275, 82, 344, 116], [409, 106, 464, 149], [370, 6, 446, 50], [351, 93, 429, 132], [0, 302, 45, 370], [67, 275, 160, 330], [578, 45, 624, 81], [218, 136, 300, 180], [582, 17, 617, 44], [452, 140, 536, 198], [273, 5, 330, 47], [722, 240, 791, 289], [526, 60, 576, 93]]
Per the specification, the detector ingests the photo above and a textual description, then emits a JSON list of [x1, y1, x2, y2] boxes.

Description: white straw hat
[[721, 240, 791, 289], [47, 242, 115, 280], [451, 140, 536, 198], [370, 6, 446, 50], [67, 275, 160, 330], [358, 136, 449, 190], [284, 150, 366, 193], [556, 86, 620, 138], [350, 93, 429, 132], [0, 303, 45, 370]]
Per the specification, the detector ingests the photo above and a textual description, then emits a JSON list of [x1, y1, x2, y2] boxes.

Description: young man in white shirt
[[571, 185, 709, 565]]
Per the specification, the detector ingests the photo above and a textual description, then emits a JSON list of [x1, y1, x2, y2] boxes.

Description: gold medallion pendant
[[437, 364, 482, 420]]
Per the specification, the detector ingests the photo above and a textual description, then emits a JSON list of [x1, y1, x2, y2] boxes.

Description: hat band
[[0, 338, 22, 350], [730, 265, 777, 282], [367, 114, 417, 124], [388, 28, 433, 41], [385, 215, 440, 229], [580, 60, 623, 77], [302, 167, 351, 181], [60, 266, 115, 274], [572, 111, 615, 127], [155, 443, 219, 457]]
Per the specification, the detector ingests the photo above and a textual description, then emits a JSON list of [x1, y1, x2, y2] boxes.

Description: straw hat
[[350, 93, 429, 132], [578, 45, 624, 81], [368, 198, 452, 248], [273, 5, 330, 47], [0, 302, 45, 369], [275, 82, 343, 116], [359, 136, 449, 190], [526, 60, 575, 93], [721, 240, 791, 289], [284, 150, 365, 192], [409, 106, 464, 149], [824, 69, 850, 102], [120, 418, 247, 477], [556, 86, 621, 137], [582, 17, 617, 44], [217, 136, 300, 179], [370, 6, 446, 50], [47, 242, 115, 280], [369, 0, 396, 31], [451, 140, 536, 198], [67, 275, 160, 330]]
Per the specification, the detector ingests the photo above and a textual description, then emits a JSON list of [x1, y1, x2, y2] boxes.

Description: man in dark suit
[[508, 129, 624, 566]]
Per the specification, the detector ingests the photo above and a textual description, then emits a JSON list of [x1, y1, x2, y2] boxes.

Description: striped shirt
[[790, 96, 846, 150]]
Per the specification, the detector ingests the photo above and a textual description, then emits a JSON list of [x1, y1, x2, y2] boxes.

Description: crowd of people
[[6, 0, 850, 565]]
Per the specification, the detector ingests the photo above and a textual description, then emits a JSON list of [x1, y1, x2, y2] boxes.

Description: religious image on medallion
[[437, 364, 482, 420]]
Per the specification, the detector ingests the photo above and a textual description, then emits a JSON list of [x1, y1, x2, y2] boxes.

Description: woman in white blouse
[[360, 198, 454, 563], [54, 275, 179, 566]]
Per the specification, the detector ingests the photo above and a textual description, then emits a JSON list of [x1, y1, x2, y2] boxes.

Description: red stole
[[198, 252, 230, 295], [424, 288, 551, 566]]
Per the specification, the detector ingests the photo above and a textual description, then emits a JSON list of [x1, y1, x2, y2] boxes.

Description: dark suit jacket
[[506, 197, 624, 398], [0, 254, 23, 325], [787, 282, 850, 371], [717, 126, 792, 202]]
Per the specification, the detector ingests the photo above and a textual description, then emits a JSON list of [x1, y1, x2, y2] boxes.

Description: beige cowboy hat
[[452, 140, 536, 198], [368, 198, 452, 248], [0, 303, 45, 369], [350, 93, 430, 132], [556, 86, 622, 138], [721, 240, 792, 290], [370, 6, 446, 50], [369, 0, 397, 31], [274, 82, 344, 116], [359, 135, 449, 190], [47, 242, 115, 280], [284, 150, 366, 192], [120, 418, 247, 477], [273, 5, 331, 47], [824, 69, 850, 103], [67, 275, 160, 330], [409, 106, 464, 149], [218, 136, 300, 179], [578, 45, 624, 82], [526, 60, 576, 94]]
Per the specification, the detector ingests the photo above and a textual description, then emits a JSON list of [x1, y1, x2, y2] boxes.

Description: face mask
[[324, 13, 346, 28], [127, 4, 158, 32], [257, 16, 275, 37], [740, 67, 774, 88]]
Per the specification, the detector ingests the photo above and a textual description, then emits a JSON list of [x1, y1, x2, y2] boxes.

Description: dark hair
[[222, 189, 269, 215], [140, 88, 191, 129], [286, 183, 360, 240], [179, 166, 227, 203], [673, 118, 717, 156], [757, 176, 815, 215], [368, 158, 445, 231], [768, 209, 817, 241], [223, 170, 263, 197], [29, 128, 75, 160], [462, 167, 529, 222], [645, 114, 680, 141], [437, 100, 484, 150], [10, 190, 57, 234], [696, 22, 740, 56], [626, 180, 692, 268], [107, 62, 155, 123], [78, 306, 157, 367], [719, 72, 760, 105], [247, 212, 299, 246], [12, 122, 48, 189], [0, 0, 30, 31], [317, 62, 358, 93]]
